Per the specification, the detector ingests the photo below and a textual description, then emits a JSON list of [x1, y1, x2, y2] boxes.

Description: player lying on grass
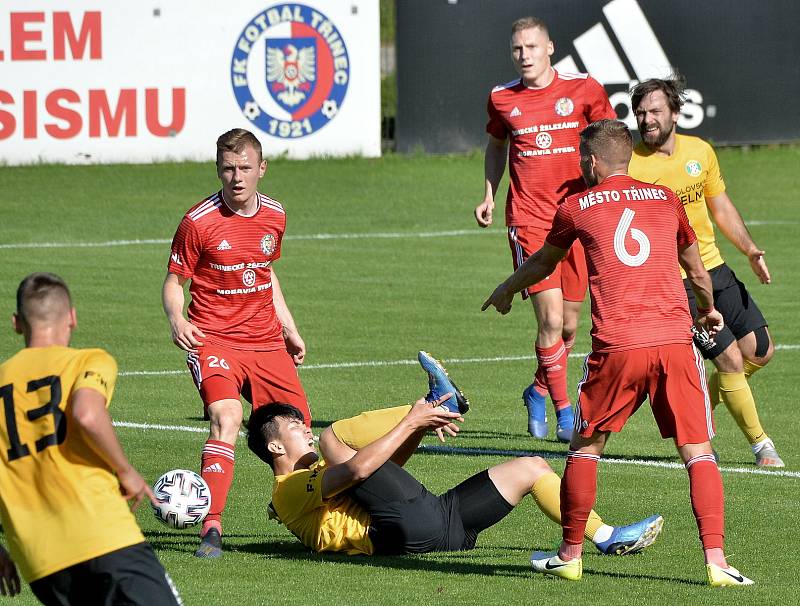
[[246, 351, 663, 557]]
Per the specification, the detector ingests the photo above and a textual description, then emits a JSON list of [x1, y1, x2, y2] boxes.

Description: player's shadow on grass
[[235, 540, 705, 586]]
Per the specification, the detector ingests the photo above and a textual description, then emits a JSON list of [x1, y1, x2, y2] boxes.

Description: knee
[[749, 326, 774, 365], [208, 400, 243, 434], [521, 456, 553, 479], [713, 343, 744, 373]]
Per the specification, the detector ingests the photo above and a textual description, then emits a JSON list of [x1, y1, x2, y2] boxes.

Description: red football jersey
[[168, 191, 287, 351], [546, 174, 697, 352], [486, 70, 615, 229]]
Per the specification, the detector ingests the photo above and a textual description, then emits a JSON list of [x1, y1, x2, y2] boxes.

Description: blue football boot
[[595, 514, 664, 555], [418, 351, 469, 414], [523, 384, 548, 438]]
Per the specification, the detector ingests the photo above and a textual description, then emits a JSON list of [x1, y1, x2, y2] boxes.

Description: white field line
[[119, 345, 800, 377], [0, 229, 503, 250], [111, 420, 800, 479], [0, 220, 793, 250]]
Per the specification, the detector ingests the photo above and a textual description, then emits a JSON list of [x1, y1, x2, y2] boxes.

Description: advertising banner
[[0, 1, 380, 164], [396, 0, 800, 152]]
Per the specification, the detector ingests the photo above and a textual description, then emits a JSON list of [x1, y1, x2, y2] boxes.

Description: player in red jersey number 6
[[483, 120, 752, 587], [162, 129, 311, 558]]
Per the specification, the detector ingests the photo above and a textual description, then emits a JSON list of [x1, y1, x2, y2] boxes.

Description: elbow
[[343, 459, 371, 484]]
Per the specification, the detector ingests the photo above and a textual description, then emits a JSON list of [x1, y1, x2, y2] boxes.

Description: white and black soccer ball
[[151, 469, 211, 529]]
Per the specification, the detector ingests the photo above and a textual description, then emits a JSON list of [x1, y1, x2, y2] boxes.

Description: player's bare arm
[[678, 242, 724, 336], [320, 400, 462, 499], [482, 243, 566, 314], [161, 272, 205, 352], [0, 545, 20, 597], [71, 387, 156, 510], [475, 135, 508, 227], [706, 192, 771, 284], [271, 270, 305, 365]]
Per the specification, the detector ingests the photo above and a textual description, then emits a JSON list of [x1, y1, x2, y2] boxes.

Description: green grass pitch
[[1, 146, 798, 605]]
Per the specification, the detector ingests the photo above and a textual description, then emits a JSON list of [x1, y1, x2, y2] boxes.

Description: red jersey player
[[475, 16, 616, 442], [162, 128, 310, 559], [483, 120, 752, 587]]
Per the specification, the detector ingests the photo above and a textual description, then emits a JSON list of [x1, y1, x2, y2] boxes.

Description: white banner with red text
[[0, 1, 380, 164]]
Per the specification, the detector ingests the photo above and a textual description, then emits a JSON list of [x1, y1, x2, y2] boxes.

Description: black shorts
[[348, 461, 513, 555], [30, 542, 182, 606], [684, 263, 767, 359]]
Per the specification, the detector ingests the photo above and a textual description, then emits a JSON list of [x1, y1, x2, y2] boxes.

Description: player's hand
[[696, 309, 724, 337], [474, 199, 495, 227], [170, 317, 205, 353], [407, 396, 463, 434], [481, 282, 514, 314], [117, 466, 157, 511], [0, 546, 20, 598], [747, 249, 771, 284], [284, 328, 306, 366]]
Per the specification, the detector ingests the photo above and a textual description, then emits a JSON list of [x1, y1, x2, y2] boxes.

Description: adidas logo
[[510, 106, 522, 117], [554, 0, 669, 86], [217, 239, 232, 251], [552, 0, 706, 130], [203, 463, 224, 473]]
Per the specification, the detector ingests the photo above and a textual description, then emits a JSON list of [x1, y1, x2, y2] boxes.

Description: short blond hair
[[216, 128, 263, 167], [510, 16, 549, 39]]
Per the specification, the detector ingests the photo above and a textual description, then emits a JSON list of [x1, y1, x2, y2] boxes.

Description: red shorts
[[508, 226, 587, 301], [574, 343, 714, 446], [187, 342, 311, 425]]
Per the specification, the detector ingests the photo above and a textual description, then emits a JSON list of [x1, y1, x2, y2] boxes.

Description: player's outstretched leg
[[594, 515, 664, 555], [418, 351, 469, 414]]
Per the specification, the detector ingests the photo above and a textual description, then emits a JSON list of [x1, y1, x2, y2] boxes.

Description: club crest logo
[[231, 4, 350, 139], [685, 160, 702, 177], [260, 234, 277, 256], [554, 97, 574, 117], [242, 269, 257, 287], [535, 132, 553, 149]]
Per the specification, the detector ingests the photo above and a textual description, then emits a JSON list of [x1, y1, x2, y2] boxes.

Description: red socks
[[686, 455, 725, 550], [560, 451, 600, 548], [536, 339, 570, 409], [200, 440, 235, 533]]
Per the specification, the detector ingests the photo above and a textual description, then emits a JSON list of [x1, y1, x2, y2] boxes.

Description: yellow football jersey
[[271, 459, 374, 555], [629, 134, 726, 276], [0, 346, 144, 582]]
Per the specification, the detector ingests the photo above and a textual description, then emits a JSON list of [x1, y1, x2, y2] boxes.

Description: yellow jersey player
[[628, 74, 782, 467], [0, 273, 182, 605], [247, 351, 663, 558]]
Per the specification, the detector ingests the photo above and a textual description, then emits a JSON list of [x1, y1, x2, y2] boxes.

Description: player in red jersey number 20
[[162, 129, 311, 559]]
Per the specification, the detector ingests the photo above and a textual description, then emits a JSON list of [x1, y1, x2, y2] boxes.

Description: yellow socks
[[717, 371, 766, 445], [531, 471, 604, 541], [331, 405, 412, 450]]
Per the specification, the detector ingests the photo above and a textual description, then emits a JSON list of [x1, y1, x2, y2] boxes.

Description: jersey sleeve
[[273, 211, 286, 263], [703, 143, 726, 198], [72, 349, 118, 407], [167, 215, 202, 278], [672, 191, 698, 247], [585, 77, 616, 121], [486, 91, 509, 140], [545, 202, 577, 250], [272, 465, 326, 523]]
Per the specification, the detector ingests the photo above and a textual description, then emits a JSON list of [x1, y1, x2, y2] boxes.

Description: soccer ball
[[151, 469, 211, 529]]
